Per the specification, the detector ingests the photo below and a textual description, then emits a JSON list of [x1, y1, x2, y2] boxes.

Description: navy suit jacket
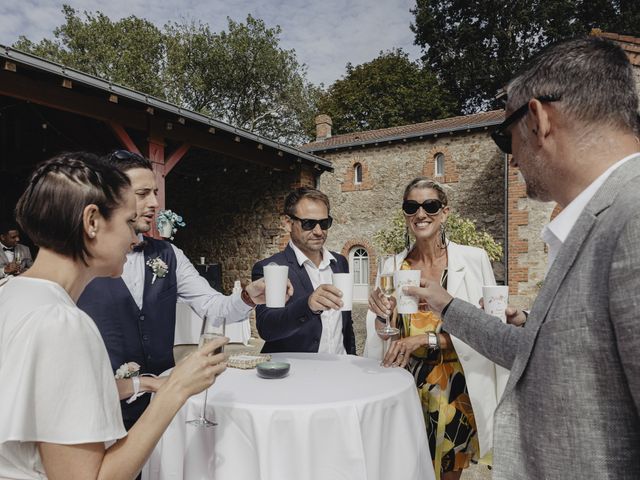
[[252, 245, 356, 354]]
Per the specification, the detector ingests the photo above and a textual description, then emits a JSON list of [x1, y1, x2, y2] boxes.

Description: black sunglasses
[[491, 95, 561, 154], [402, 199, 444, 216], [288, 214, 333, 231], [110, 150, 145, 161]]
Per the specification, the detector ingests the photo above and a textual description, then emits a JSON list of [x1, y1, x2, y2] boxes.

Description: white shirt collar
[[289, 240, 335, 269], [542, 153, 639, 245]]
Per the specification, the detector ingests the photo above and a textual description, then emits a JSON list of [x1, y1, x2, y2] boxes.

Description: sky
[[0, 0, 423, 87]]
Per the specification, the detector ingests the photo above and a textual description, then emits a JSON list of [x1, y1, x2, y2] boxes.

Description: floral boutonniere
[[115, 362, 140, 379], [147, 257, 168, 284]]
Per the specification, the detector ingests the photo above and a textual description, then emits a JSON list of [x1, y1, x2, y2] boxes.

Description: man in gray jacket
[[401, 37, 640, 479]]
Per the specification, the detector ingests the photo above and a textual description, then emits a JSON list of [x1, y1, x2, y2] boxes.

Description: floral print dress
[[399, 262, 479, 479]]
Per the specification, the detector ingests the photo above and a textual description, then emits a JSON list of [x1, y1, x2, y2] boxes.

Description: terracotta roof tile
[[592, 30, 640, 65], [303, 110, 504, 152]]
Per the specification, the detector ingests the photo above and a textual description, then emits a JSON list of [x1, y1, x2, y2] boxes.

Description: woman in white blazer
[[365, 177, 508, 480]]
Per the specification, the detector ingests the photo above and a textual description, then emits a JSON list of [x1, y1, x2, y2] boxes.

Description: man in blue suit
[[252, 187, 356, 355]]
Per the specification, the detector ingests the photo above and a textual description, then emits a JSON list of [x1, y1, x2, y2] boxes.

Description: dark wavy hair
[[15, 152, 131, 264]]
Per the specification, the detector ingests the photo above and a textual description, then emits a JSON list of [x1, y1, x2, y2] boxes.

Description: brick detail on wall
[[341, 238, 377, 286], [550, 203, 562, 221], [507, 163, 529, 296], [423, 145, 459, 183], [292, 165, 317, 189], [341, 157, 373, 192]]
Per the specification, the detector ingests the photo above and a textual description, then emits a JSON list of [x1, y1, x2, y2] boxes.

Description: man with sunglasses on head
[[404, 37, 640, 479], [252, 187, 356, 355], [78, 151, 269, 430]]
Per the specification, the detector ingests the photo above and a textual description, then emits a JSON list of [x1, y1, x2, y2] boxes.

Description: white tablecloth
[[143, 353, 434, 480], [174, 301, 251, 346]]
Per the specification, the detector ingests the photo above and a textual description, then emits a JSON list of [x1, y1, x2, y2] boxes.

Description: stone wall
[[166, 153, 312, 293], [316, 131, 506, 285]]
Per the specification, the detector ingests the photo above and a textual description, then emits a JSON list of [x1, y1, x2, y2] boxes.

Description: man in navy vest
[[252, 187, 356, 355], [78, 151, 268, 429]]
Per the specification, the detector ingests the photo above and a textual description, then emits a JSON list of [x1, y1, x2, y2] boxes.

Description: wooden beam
[[0, 69, 148, 130], [148, 135, 166, 238], [164, 143, 190, 175], [149, 118, 291, 170], [108, 122, 142, 154], [0, 69, 294, 170]]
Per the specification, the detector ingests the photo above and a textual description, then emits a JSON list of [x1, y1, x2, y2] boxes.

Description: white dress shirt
[[1, 242, 14, 263], [289, 241, 346, 355], [121, 235, 252, 325], [1, 242, 14, 279], [541, 153, 640, 272]]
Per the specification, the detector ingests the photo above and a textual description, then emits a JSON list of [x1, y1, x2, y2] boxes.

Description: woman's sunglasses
[[110, 150, 145, 162], [288, 214, 333, 231], [402, 199, 444, 216]]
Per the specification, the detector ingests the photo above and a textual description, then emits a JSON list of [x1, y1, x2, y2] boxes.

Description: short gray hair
[[506, 37, 639, 134]]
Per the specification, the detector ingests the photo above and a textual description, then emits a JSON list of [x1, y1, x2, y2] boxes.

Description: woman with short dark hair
[[0, 153, 227, 479]]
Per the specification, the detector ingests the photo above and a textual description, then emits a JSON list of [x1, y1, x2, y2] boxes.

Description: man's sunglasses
[[110, 149, 145, 162], [490, 95, 561, 154], [402, 199, 444, 216], [288, 214, 333, 231]]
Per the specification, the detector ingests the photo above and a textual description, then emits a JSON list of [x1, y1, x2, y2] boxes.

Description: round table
[[143, 353, 433, 480]]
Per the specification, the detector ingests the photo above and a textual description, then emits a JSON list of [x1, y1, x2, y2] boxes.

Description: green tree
[[316, 49, 454, 134], [373, 210, 502, 261], [412, 0, 640, 113], [164, 16, 319, 143], [14, 5, 166, 97], [14, 7, 317, 144]]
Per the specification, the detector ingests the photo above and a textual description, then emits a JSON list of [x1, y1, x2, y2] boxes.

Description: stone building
[[303, 111, 508, 303], [302, 31, 640, 308]]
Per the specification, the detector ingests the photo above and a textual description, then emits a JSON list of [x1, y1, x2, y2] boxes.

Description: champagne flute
[[186, 315, 226, 427], [376, 254, 400, 337], [14, 250, 22, 273]]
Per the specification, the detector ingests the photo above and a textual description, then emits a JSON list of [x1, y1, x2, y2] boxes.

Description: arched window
[[354, 163, 363, 184], [434, 153, 445, 177]]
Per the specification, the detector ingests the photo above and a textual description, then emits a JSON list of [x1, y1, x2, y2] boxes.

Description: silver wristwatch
[[427, 332, 439, 350]]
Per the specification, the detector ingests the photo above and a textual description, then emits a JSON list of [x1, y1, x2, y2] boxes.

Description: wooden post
[[148, 136, 166, 238]]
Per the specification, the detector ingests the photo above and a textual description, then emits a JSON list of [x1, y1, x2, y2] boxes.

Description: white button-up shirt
[[289, 241, 346, 355], [1, 242, 14, 263], [122, 235, 251, 324], [541, 153, 639, 273]]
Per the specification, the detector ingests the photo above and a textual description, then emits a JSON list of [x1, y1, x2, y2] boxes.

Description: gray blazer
[[0, 243, 33, 276], [444, 156, 640, 479]]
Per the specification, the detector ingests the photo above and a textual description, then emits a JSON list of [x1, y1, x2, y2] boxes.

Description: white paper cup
[[332, 273, 353, 312], [264, 264, 289, 308], [396, 270, 421, 314], [482, 285, 509, 323]]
